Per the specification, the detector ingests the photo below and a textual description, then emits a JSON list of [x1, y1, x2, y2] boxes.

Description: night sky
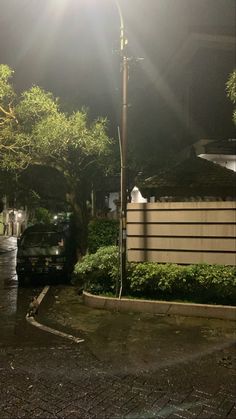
[[0, 0, 235, 164]]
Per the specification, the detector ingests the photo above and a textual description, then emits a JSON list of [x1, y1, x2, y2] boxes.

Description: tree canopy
[[0, 64, 112, 254], [226, 70, 236, 126]]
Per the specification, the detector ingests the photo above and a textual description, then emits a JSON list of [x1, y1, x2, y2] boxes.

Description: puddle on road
[[45, 287, 236, 374], [1, 237, 235, 368], [0, 238, 18, 335], [0, 237, 48, 346]]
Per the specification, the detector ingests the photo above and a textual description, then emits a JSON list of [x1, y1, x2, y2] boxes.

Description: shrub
[[34, 207, 52, 224], [73, 246, 236, 305], [129, 263, 236, 304], [129, 263, 181, 298], [129, 263, 191, 300], [88, 218, 119, 253], [73, 246, 119, 294], [182, 264, 236, 304]]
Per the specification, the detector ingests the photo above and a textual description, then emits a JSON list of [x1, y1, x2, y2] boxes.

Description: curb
[[26, 286, 84, 344], [83, 292, 236, 321]]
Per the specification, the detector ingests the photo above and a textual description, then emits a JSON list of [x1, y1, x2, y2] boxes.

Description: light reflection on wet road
[[0, 236, 60, 347], [1, 238, 236, 419], [0, 237, 18, 342]]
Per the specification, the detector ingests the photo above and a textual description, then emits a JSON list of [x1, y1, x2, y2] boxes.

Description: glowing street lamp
[[60, 0, 129, 295]]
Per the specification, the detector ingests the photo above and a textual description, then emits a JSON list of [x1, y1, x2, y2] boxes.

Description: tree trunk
[[66, 190, 89, 258]]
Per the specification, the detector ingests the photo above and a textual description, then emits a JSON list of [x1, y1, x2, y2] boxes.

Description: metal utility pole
[[115, 1, 128, 297]]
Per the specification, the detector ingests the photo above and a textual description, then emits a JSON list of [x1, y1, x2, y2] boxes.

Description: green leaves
[[0, 129, 32, 170], [88, 219, 119, 253], [34, 207, 52, 224], [68, 113, 110, 156], [129, 263, 236, 305], [16, 86, 59, 130], [0, 63, 112, 253], [0, 64, 15, 103], [73, 246, 119, 293], [73, 245, 236, 305], [0, 64, 111, 175], [226, 70, 236, 125], [32, 112, 69, 157], [226, 70, 236, 104]]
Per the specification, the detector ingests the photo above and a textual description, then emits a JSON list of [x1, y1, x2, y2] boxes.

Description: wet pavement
[[41, 287, 236, 375], [0, 237, 60, 348], [0, 236, 236, 418]]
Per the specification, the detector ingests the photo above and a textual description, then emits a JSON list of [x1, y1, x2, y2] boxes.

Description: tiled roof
[[140, 155, 236, 198], [205, 139, 236, 155]]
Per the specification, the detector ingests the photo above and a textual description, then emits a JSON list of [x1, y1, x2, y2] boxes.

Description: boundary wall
[[127, 201, 236, 265]]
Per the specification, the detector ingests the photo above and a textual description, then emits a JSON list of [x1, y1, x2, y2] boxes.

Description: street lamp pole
[[115, 0, 128, 297]]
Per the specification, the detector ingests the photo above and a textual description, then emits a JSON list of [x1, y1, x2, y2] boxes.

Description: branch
[[0, 141, 30, 153], [0, 104, 18, 124]]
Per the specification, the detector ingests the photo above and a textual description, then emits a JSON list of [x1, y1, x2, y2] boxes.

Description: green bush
[[34, 207, 52, 224], [73, 246, 119, 294], [73, 246, 236, 305], [181, 264, 236, 304], [88, 218, 119, 253], [129, 263, 181, 297], [129, 263, 236, 304]]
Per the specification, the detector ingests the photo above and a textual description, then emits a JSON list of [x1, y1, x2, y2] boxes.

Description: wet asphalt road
[[0, 236, 61, 348], [0, 235, 236, 418]]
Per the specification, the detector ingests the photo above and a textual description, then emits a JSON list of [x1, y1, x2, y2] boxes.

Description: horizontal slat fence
[[127, 202, 236, 265]]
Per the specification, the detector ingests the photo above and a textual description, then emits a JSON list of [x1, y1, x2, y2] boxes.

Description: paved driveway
[[0, 237, 235, 418], [41, 287, 236, 374]]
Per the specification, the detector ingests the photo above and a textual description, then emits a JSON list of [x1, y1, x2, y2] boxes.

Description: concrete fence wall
[[127, 201, 236, 265]]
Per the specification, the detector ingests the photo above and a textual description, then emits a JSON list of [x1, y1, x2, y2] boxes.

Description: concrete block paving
[[0, 342, 235, 418]]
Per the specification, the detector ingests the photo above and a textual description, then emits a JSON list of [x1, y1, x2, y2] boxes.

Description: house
[[128, 152, 236, 266], [139, 151, 236, 202], [194, 138, 236, 172]]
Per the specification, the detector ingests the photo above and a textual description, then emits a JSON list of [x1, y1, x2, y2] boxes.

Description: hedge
[[73, 246, 236, 305], [129, 262, 236, 304], [73, 246, 119, 294], [88, 219, 119, 253]]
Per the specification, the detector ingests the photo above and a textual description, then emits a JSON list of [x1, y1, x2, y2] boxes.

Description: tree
[[0, 64, 112, 255], [226, 70, 236, 126], [34, 207, 52, 225]]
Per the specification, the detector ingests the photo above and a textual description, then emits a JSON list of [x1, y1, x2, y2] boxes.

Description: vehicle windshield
[[21, 232, 64, 248]]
